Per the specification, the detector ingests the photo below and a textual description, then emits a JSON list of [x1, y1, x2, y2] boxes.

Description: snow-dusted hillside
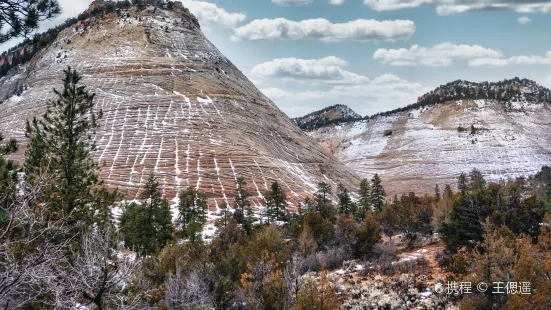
[[0, 2, 360, 211], [293, 104, 363, 131], [308, 98, 551, 195]]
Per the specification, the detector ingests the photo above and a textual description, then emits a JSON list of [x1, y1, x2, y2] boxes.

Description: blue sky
[[4, 0, 551, 117]]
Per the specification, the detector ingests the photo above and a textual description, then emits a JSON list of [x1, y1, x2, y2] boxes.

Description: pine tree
[[219, 201, 230, 228], [315, 182, 333, 219], [178, 187, 207, 242], [370, 174, 386, 212], [458, 172, 468, 195], [233, 176, 253, 233], [0, 0, 61, 44], [265, 181, 287, 223], [0, 134, 18, 226], [25, 67, 117, 231], [353, 213, 381, 259], [336, 183, 353, 215], [120, 175, 174, 256], [119, 202, 143, 251], [358, 178, 371, 218]]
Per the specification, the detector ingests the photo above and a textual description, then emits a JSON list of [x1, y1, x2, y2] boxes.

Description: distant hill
[[297, 78, 551, 195], [293, 104, 363, 131]]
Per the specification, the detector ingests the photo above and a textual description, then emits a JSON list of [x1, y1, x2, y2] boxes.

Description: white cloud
[[373, 43, 503, 67], [363, 0, 551, 15], [469, 51, 551, 67], [272, 0, 314, 5], [261, 87, 292, 100], [251, 56, 370, 84], [518, 16, 532, 24], [177, 0, 246, 28], [231, 18, 415, 42], [330, 0, 345, 4], [261, 74, 431, 116]]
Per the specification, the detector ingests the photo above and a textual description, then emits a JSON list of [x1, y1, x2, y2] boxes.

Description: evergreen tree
[[369, 174, 386, 212], [315, 182, 333, 219], [458, 172, 468, 195], [336, 183, 353, 215], [232, 176, 253, 232], [0, 0, 61, 44], [25, 67, 117, 231], [120, 175, 173, 256], [265, 181, 287, 223], [0, 134, 18, 226], [358, 178, 371, 217], [178, 187, 207, 242], [219, 201, 230, 228], [353, 213, 381, 259], [119, 201, 142, 251]]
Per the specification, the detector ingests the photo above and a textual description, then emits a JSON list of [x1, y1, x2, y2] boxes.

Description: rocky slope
[[293, 104, 363, 131], [303, 80, 551, 195], [0, 1, 360, 209]]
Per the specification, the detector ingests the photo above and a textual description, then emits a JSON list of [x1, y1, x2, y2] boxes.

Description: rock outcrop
[[306, 94, 551, 195], [0, 3, 360, 209]]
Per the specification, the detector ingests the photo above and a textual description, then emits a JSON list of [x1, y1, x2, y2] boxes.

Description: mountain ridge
[[296, 78, 551, 132], [0, 1, 360, 209]]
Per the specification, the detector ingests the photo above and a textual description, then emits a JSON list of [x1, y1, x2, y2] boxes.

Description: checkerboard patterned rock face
[[0, 5, 359, 209]]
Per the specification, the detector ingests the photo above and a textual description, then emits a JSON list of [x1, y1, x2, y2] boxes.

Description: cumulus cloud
[[363, 0, 551, 15], [373, 43, 503, 67], [261, 87, 292, 100], [330, 0, 345, 4], [261, 74, 431, 116], [518, 16, 532, 24], [468, 51, 551, 67], [251, 57, 370, 84], [177, 0, 246, 28], [272, 0, 314, 5], [231, 18, 415, 42]]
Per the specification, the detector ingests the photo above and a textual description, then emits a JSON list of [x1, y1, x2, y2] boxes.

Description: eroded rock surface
[[0, 4, 359, 208]]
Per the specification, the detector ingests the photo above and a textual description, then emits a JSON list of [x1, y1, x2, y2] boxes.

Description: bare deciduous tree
[[58, 228, 140, 310], [164, 267, 213, 310]]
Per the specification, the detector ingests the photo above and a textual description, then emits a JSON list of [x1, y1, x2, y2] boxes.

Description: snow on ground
[[309, 99, 551, 194]]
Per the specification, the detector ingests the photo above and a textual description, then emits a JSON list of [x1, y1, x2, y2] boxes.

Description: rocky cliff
[[305, 80, 551, 195], [0, 2, 360, 209]]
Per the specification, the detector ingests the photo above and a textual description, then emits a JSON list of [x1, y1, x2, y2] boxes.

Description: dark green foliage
[[352, 213, 381, 259], [25, 67, 117, 230], [510, 195, 546, 241], [218, 201, 230, 228], [370, 174, 386, 213], [315, 182, 334, 219], [303, 211, 334, 249], [372, 78, 551, 118], [178, 187, 207, 242], [120, 175, 174, 256], [0, 0, 61, 45], [0, 137, 18, 227], [337, 183, 354, 216], [357, 178, 371, 218], [265, 181, 287, 224]]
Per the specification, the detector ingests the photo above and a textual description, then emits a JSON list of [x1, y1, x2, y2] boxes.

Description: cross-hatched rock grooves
[[0, 5, 360, 209], [309, 99, 551, 196]]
